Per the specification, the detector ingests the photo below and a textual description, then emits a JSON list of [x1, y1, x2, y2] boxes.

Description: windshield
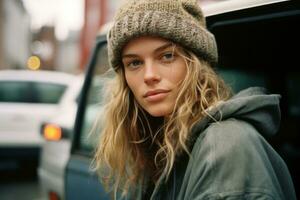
[[0, 81, 66, 104]]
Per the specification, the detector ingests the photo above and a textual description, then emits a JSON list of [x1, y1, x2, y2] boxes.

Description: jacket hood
[[192, 87, 281, 138]]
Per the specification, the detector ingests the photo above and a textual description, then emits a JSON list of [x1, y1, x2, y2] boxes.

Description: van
[[65, 0, 300, 199]]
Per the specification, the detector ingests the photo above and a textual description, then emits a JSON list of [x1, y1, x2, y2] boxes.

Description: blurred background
[[0, 0, 223, 200], [0, 0, 224, 73], [1, 0, 116, 73]]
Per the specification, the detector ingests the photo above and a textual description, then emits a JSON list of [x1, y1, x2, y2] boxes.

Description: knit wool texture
[[108, 0, 218, 70]]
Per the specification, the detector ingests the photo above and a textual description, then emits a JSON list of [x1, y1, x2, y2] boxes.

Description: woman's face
[[122, 36, 187, 117]]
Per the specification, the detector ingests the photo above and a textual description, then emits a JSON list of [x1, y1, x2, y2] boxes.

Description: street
[[0, 161, 46, 200]]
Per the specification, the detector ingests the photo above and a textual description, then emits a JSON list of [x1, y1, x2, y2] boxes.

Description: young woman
[[94, 0, 296, 199]]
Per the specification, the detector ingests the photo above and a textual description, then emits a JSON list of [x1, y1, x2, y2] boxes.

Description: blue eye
[[162, 52, 175, 62], [127, 60, 143, 69]]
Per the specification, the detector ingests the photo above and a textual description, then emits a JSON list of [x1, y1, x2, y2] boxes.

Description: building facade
[[0, 0, 31, 70]]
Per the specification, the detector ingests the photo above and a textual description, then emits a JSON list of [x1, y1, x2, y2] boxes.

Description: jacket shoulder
[[181, 118, 293, 199], [198, 118, 264, 153]]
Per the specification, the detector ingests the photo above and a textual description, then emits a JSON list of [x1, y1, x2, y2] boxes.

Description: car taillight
[[43, 124, 62, 141], [49, 191, 60, 200]]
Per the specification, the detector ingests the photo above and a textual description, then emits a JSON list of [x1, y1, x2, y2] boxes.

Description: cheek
[[167, 61, 187, 84], [125, 73, 139, 96]]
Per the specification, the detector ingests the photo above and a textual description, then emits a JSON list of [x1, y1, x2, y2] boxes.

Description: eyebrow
[[122, 42, 175, 59]]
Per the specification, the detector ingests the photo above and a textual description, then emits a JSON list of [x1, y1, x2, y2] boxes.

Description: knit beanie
[[108, 0, 218, 71]]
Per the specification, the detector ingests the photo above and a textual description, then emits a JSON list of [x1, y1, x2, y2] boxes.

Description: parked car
[[65, 0, 300, 199], [38, 75, 83, 200], [0, 69, 81, 173]]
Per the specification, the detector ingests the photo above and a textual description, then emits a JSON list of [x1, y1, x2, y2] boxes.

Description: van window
[[218, 69, 266, 93], [78, 43, 111, 153]]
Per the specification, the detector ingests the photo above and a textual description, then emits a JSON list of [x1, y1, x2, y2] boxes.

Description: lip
[[143, 89, 170, 102]]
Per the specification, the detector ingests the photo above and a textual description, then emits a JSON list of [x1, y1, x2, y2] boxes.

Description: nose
[[144, 60, 161, 85]]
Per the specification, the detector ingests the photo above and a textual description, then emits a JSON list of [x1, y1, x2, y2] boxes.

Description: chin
[[146, 108, 172, 117]]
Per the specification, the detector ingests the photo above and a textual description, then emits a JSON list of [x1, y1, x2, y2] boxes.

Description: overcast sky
[[22, 0, 84, 40]]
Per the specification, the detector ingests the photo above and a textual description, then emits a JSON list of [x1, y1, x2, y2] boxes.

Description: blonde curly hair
[[93, 47, 232, 198]]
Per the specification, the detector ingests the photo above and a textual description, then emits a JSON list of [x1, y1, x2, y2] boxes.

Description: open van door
[[65, 34, 111, 200]]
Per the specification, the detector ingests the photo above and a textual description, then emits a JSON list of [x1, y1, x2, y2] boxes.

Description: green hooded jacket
[[125, 87, 297, 200]]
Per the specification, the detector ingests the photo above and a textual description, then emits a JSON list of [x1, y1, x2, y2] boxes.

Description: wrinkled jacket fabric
[[126, 87, 297, 200]]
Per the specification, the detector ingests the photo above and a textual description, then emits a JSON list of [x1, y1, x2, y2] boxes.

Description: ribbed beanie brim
[[108, 0, 218, 70]]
